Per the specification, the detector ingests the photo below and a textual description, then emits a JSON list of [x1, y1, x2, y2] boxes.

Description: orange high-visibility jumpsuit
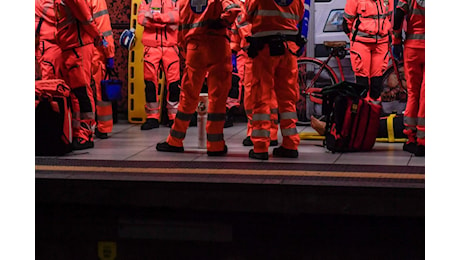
[[164, 0, 241, 152], [245, 0, 304, 154], [35, 0, 62, 79], [229, 5, 278, 143], [393, 0, 425, 146], [138, 0, 181, 122], [55, 0, 103, 143], [344, 0, 394, 100], [90, 0, 115, 135]]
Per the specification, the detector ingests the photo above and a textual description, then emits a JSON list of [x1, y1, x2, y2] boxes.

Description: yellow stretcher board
[[128, 0, 166, 124]]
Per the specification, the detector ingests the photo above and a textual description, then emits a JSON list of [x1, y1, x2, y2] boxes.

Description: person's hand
[[106, 57, 114, 70], [392, 44, 403, 61]]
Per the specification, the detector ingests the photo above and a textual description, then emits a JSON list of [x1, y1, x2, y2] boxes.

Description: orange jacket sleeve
[[91, 0, 115, 58], [343, 0, 358, 35], [137, 0, 166, 29], [64, 0, 101, 39], [220, 0, 242, 26]]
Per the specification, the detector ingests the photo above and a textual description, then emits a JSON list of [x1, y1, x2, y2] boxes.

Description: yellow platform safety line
[[128, 0, 166, 124], [97, 241, 116, 260]]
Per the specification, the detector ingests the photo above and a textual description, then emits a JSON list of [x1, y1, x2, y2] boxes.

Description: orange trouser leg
[[403, 47, 425, 145], [63, 44, 96, 141], [162, 46, 181, 120], [273, 42, 300, 150], [143, 46, 162, 119], [167, 36, 231, 151], [92, 49, 113, 134], [244, 60, 254, 137], [250, 46, 278, 153], [36, 40, 63, 80]]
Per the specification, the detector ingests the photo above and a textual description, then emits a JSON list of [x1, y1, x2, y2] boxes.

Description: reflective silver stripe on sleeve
[[93, 9, 109, 19], [252, 129, 270, 137], [252, 30, 298, 37], [224, 3, 240, 12], [170, 129, 186, 139], [279, 112, 297, 120], [80, 112, 95, 120], [252, 113, 271, 121], [398, 1, 409, 12], [207, 113, 226, 121], [281, 127, 298, 136], [102, 30, 113, 37], [207, 133, 224, 142]]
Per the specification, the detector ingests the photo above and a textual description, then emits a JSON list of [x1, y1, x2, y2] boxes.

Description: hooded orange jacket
[[392, 0, 424, 48]]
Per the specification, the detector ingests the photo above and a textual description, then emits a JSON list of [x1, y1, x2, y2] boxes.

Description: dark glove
[[392, 44, 403, 61], [208, 19, 227, 30], [106, 57, 114, 70], [231, 52, 237, 73]]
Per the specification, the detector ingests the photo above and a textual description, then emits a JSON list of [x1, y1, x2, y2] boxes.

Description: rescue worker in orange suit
[[138, 0, 181, 130], [156, 0, 241, 155], [392, 0, 424, 156], [343, 0, 394, 101], [245, 0, 304, 160], [54, 0, 105, 150], [90, 0, 116, 139], [35, 0, 62, 79], [228, 3, 279, 147]]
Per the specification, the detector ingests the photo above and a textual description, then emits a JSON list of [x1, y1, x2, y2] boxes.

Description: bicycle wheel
[[381, 61, 406, 114], [296, 57, 339, 125]]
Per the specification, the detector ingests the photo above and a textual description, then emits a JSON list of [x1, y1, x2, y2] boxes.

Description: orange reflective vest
[[55, 0, 101, 50], [344, 0, 393, 43], [392, 0, 424, 48], [138, 0, 179, 47], [90, 0, 115, 58], [246, 0, 303, 38], [177, 0, 241, 46], [36, 0, 57, 43]]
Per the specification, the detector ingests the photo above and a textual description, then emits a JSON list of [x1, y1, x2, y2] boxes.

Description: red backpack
[[321, 81, 381, 153], [35, 79, 73, 156]]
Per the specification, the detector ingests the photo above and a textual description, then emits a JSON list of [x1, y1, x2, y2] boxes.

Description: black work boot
[[156, 142, 184, 153], [141, 118, 159, 130], [95, 128, 108, 139], [403, 142, 417, 154], [273, 146, 299, 158], [249, 149, 269, 160], [414, 145, 425, 157], [242, 136, 253, 146], [73, 137, 94, 150], [207, 145, 228, 156]]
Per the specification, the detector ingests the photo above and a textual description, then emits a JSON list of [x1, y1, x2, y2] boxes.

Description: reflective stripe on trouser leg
[[273, 42, 300, 150], [62, 44, 95, 141], [403, 46, 425, 144], [92, 51, 113, 133], [417, 70, 425, 146], [270, 106, 279, 141]]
